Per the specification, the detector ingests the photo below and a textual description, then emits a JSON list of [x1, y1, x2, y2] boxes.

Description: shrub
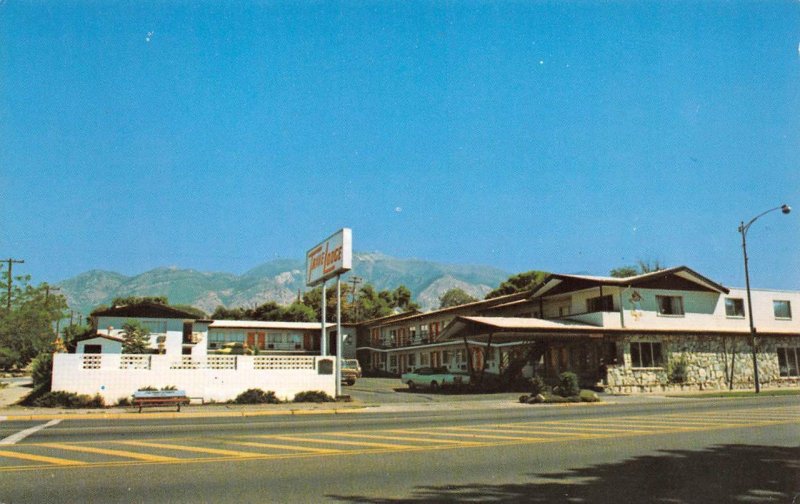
[[293, 390, 334, 403], [557, 372, 580, 398], [529, 375, 548, 396], [33, 391, 105, 408], [579, 390, 600, 402], [668, 354, 689, 384], [116, 397, 131, 407], [30, 352, 53, 392], [234, 388, 281, 404]]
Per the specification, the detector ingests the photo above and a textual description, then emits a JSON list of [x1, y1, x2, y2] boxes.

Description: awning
[[440, 316, 606, 342]]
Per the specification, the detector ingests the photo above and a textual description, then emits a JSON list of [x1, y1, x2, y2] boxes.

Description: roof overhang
[[529, 266, 729, 299], [440, 316, 607, 341]]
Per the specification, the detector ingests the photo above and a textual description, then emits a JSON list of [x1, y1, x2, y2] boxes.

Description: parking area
[[345, 377, 523, 405]]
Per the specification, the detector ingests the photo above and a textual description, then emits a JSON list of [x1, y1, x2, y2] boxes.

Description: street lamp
[[739, 204, 791, 393]]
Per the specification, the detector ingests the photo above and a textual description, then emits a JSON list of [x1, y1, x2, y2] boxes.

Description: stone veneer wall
[[605, 334, 800, 394]]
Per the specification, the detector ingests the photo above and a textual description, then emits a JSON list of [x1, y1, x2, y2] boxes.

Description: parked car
[[341, 359, 360, 386], [216, 342, 252, 355], [401, 367, 470, 391], [344, 359, 362, 378]]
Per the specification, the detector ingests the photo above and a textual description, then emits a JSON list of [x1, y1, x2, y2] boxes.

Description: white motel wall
[[52, 354, 337, 403]]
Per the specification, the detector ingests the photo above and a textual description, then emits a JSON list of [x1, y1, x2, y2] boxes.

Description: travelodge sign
[[306, 228, 352, 287]]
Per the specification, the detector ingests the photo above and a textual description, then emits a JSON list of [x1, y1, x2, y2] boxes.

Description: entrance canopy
[[440, 316, 605, 343]]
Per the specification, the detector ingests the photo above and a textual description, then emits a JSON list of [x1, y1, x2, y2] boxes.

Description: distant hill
[[58, 252, 511, 316]]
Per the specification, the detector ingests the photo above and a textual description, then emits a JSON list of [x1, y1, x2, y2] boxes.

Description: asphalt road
[[0, 395, 798, 503]]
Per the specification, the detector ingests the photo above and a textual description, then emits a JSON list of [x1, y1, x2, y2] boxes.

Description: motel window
[[420, 325, 429, 340], [420, 353, 429, 366], [777, 348, 800, 377], [774, 300, 792, 319], [84, 344, 102, 354], [656, 296, 684, 316], [389, 355, 397, 367], [725, 298, 745, 318], [586, 295, 614, 313], [442, 351, 450, 367], [630, 342, 663, 368], [408, 354, 416, 368], [409, 327, 416, 341]]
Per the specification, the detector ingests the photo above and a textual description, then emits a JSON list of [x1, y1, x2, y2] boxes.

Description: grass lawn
[[667, 389, 800, 399]]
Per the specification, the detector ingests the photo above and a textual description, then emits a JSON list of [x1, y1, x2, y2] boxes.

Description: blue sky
[[1, 1, 798, 290]]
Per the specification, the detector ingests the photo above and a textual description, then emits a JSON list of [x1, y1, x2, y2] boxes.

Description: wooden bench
[[132, 390, 190, 413]]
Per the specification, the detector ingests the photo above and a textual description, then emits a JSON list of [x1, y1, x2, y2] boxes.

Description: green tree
[[280, 302, 316, 322], [439, 288, 478, 309], [609, 266, 639, 278], [485, 270, 548, 299], [392, 285, 420, 311], [609, 259, 666, 278], [121, 320, 151, 354], [0, 275, 67, 369]]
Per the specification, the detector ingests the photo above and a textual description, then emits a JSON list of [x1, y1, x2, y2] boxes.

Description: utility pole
[[348, 276, 362, 322], [44, 284, 61, 302], [44, 285, 63, 337], [2, 258, 24, 311]]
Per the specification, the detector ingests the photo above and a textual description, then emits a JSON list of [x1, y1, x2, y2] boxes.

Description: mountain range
[[57, 252, 512, 316]]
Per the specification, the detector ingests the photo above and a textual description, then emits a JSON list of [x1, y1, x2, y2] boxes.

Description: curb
[[0, 406, 365, 422]]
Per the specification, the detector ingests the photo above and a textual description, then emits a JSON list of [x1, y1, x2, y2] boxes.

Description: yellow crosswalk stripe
[[0, 449, 86, 466], [395, 428, 562, 442], [271, 435, 422, 450], [447, 426, 601, 439], [115, 440, 257, 458], [530, 424, 651, 434], [37, 442, 179, 463], [227, 441, 342, 454], [334, 432, 483, 445]]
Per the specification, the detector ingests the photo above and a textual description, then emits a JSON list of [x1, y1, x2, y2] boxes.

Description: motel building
[[355, 266, 800, 394], [53, 266, 800, 400]]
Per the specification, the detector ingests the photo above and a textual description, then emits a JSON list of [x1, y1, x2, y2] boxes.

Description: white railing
[[120, 355, 151, 370], [207, 355, 237, 370], [81, 355, 102, 370], [254, 356, 315, 370]]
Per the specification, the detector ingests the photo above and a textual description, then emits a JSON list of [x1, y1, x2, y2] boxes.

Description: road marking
[[0, 449, 86, 466], [36, 442, 179, 462], [334, 432, 483, 445], [227, 440, 342, 454], [271, 435, 422, 450], [115, 440, 258, 458], [0, 419, 62, 445], [531, 424, 651, 434], [0, 405, 796, 473], [395, 428, 560, 442]]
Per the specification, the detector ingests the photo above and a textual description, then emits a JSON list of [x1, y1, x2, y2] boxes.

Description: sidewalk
[[0, 377, 692, 423]]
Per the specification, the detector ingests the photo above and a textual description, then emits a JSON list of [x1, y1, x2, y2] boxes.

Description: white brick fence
[[52, 354, 337, 403]]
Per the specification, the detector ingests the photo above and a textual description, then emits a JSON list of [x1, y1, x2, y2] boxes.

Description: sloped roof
[[209, 320, 331, 330], [441, 316, 605, 341], [362, 290, 532, 328], [92, 302, 202, 320], [529, 266, 729, 298]]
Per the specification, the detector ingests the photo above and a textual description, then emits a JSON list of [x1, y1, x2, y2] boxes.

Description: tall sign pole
[[320, 281, 327, 355], [306, 228, 352, 398], [336, 275, 343, 397]]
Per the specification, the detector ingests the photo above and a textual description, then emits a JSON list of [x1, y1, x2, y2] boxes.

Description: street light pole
[[738, 204, 791, 393]]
